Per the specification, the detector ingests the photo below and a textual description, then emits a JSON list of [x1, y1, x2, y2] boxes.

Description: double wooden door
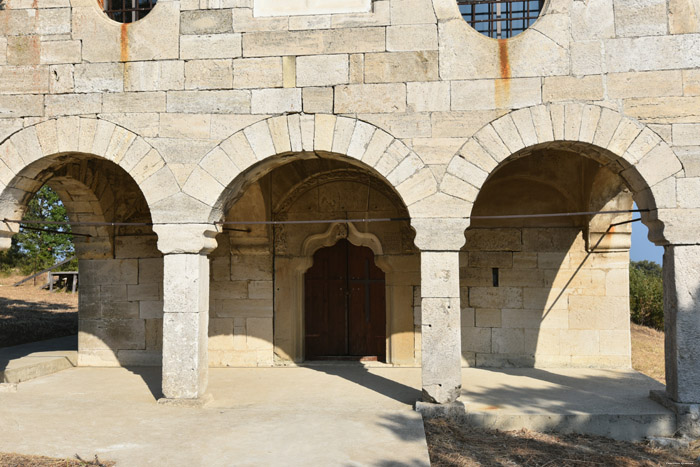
[[304, 239, 386, 361]]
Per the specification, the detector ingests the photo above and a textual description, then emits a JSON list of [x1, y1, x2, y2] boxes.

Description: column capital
[[411, 217, 469, 251], [152, 223, 220, 255]]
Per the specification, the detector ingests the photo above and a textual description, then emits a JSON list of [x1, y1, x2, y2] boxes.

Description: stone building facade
[[0, 0, 699, 429]]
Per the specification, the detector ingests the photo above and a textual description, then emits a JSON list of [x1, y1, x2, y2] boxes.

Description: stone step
[[0, 336, 77, 384]]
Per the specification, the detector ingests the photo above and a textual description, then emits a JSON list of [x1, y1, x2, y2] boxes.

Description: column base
[[415, 400, 466, 419], [650, 390, 700, 438], [157, 393, 213, 408]]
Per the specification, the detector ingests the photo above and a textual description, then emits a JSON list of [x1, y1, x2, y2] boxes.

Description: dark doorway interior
[[304, 240, 386, 362]]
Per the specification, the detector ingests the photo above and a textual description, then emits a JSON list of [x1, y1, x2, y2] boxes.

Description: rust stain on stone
[[120, 23, 129, 62], [494, 39, 511, 109], [96, 0, 104, 9]]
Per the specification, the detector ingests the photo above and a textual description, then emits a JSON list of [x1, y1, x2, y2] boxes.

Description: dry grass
[[0, 453, 114, 467], [631, 323, 665, 384], [425, 418, 700, 466], [0, 273, 78, 348]]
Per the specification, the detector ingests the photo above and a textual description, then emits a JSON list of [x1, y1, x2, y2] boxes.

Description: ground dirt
[[0, 272, 698, 466], [424, 418, 700, 466], [0, 273, 77, 348], [0, 453, 114, 467]]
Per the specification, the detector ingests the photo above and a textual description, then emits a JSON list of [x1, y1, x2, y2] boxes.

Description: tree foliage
[[629, 260, 663, 330], [0, 186, 77, 275]]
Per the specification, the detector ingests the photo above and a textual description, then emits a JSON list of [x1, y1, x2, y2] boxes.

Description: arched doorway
[[304, 239, 387, 362]]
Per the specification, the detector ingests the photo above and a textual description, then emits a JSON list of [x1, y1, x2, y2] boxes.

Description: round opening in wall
[[103, 0, 157, 23], [458, 0, 545, 39]]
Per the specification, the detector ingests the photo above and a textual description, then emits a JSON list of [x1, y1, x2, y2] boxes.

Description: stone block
[[7, 35, 40, 66], [296, 54, 349, 87], [251, 88, 301, 114], [0, 66, 49, 94], [181, 34, 241, 59], [613, 0, 668, 37], [523, 287, 568, 311], [242, 28, 385, 57], [210, 281, 248, 300], [571, 0, 615, 40], [80, 259, 139, 286], [103, 92, 166, 114], [246, 317, 273, 350], [421, 251, 460, 298], [543, 75, 604, 102], [673, 124, 700, 146], [302, 87, 333, 113], [233, 57, 283, 88], [74, 63, 123, 93], [607, 71, 683, 99], [451, 78, 541, 111], [49, 64, 74, 94], [123, 61, 184, 92], [335, 84, 406, 114], [364, 51, 438, 83], [167, 90, 250, 114], [571, 41, 603, 76], [216, 299, 273, 317], [80, 319, 146, 351], [389, 0, 436, 25], [465, 229, 521, 252], [231, 255, 272, 280], [469, 287, 522, 309], [474, 309, 501, 328], [140, 301, 164, 319], [468, 252, 513, 268], [181, 10, 233, 35], [461, 326, 492, 353], [39, 39, 80, 65], [407, 81, 450, 112], [386, 24, 438, 52]]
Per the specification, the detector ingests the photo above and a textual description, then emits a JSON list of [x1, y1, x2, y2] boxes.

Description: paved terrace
[[0, 340, 675, 465]]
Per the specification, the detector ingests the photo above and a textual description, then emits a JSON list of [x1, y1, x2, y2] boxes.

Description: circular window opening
[[458, 0, 545, 39], [103, 0, 157, 23]]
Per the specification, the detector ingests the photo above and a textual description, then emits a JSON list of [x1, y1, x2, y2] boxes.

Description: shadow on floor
[[307, 364, 421, 405]]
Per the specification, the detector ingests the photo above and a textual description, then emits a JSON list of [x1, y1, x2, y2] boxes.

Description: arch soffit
[[0, 116, 170, 228], [195, 114, 447, 224], [444, 104, 684, 214]]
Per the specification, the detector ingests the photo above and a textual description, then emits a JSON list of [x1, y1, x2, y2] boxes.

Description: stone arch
[[0, 116, 170, 238], [443, 104, 684, 244], [184, 114, 451, 224]]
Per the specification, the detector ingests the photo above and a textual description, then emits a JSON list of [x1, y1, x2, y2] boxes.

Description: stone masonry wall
[[78, 236, 164, 366], [460, 227, 631, 368]]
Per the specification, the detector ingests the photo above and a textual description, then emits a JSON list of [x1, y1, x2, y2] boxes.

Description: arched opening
[[0, 153, 163, 367], [208, 155, 419, 367], [461, 146, 646, 369], [305, 239, 387, 362]]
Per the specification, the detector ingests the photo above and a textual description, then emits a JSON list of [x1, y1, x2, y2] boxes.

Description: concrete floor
[[0, 366, 430, 466], [0, 342, 677, 464]]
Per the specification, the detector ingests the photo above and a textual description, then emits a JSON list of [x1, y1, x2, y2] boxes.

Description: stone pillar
[[153, 224, 218, 402], [663, 245, 700, 404], [412, 218, 469, 405]]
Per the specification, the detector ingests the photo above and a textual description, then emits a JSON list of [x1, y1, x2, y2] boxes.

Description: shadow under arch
[[445, 104, 684, 246], [451, 105, 683, 376], [0, 150, 165, 397], [204, 141, 425, 398]]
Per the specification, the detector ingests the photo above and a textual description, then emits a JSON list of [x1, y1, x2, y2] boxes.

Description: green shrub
[[629, 260, 664, 330]]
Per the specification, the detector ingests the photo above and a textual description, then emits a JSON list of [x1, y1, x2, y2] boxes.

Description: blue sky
[[630, 204, 663, 265]]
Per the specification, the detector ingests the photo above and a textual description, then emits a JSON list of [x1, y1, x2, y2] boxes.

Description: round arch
[[182, 114, 449, 224], [443, 104, 683, 244], [0, 117, 170, 244]]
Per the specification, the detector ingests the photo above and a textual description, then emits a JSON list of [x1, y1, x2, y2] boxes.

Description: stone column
[[663, 245, 700, 404], [153, 224, 219, 403], [412, 218, 469, 405]]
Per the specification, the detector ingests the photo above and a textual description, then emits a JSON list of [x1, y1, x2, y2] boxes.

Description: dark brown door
[[304, 239, 386, 361]]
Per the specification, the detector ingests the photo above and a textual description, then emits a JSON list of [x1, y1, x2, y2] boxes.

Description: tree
[[3, 186, 77, 275], [629, 260, 663, 330]]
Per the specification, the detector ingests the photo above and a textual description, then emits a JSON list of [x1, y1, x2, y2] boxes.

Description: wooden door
[[304, 239, 386, 361]]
